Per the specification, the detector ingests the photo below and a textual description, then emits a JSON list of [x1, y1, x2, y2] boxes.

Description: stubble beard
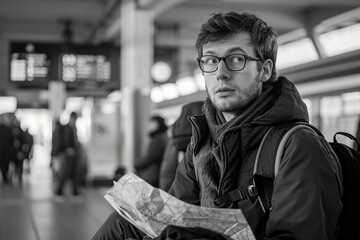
[[207, 76, 262, 115]]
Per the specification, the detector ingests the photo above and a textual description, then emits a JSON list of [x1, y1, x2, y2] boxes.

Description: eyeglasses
[[197, 54, 260, 73]]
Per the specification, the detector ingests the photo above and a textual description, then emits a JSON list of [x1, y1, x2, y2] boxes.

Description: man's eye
[[229, 55, 245, 63], [204, 57, 218, 65]]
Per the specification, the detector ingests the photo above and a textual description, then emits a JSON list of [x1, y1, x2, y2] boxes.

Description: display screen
[[61, 54, 112, 82], [10, 43, 51, 82], [9, 42, 120, 90]]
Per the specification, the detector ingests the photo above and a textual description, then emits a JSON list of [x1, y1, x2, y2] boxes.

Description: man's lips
[[215, 87, 234, 93]]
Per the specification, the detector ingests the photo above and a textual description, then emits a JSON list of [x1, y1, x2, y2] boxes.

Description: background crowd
[[0, 112, 33, 185]]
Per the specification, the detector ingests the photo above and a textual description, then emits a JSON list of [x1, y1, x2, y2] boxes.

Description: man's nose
[[216, 60, 231, 81]]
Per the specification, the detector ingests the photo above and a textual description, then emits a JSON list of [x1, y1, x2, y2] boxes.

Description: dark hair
[[195, 12, 278, 82], [70, 111, 78, 119], [150, 115, 168, 137]]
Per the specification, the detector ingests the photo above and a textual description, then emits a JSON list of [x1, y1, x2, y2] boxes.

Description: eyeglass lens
[[199, 55, 246, 72]]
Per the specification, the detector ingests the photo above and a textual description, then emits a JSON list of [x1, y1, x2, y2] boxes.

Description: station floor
[[0, 145, 115, 240]]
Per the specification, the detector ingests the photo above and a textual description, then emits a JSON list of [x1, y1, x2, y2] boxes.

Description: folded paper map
[[104, 172, 255, 240]]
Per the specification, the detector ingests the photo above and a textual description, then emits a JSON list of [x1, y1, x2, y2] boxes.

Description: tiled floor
[[0, 145, 114, 240]]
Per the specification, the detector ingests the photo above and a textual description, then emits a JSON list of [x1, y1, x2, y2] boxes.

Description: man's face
[[202, 32, 263, 120]]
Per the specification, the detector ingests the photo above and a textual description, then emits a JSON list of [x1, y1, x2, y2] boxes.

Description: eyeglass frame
[[197, 54, 261, 73]]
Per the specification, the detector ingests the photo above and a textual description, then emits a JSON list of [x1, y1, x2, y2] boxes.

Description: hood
[[252, 76, 309, 126], [149, 115, 168, 137]]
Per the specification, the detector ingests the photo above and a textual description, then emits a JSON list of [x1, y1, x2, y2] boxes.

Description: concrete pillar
[[120, 0, 154, 171], [48, 81, 66, 121]]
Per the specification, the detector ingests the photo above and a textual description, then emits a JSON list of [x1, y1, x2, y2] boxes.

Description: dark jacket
[[168, 77, 343, 240], [135, 117, 168, 188], [0, 124, 15, 165], [63, 124, 78, 151]]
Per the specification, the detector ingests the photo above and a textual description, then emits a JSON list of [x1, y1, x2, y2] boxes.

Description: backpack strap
[[214, 123, 298, 207], [252, 126, 275, 213], [253, 124, 317, 214]]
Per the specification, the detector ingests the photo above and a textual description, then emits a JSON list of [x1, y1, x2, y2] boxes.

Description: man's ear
[[260, 59, 273, 82]]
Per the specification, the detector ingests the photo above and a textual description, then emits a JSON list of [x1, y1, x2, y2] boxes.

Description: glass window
[[320, 93, 360, 145], [277, 38, 319, 69], [320, 96, 342, 142], [343, 92, 360, 115], [319, 23, 360, 57], [320, 96, 342, 118]]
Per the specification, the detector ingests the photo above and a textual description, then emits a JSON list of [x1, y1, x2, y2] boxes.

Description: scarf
[[204, 85, 275, 143], [196, 86, 276, 204]]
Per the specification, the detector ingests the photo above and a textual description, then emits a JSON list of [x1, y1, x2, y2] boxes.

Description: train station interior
[[1, 0, 360, 239]]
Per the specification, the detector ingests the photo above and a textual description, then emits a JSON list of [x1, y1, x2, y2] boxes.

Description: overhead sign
[[9, 42, 120, 91]]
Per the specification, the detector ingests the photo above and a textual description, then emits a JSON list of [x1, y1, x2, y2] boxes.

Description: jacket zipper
[[218, 126, 243, 196], [218, 139, 228, 196]]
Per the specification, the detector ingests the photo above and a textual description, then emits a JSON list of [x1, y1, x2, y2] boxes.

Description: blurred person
[[0, 113, 15, 184], [21, 127, 33, 174], [92, 12, 342, 240], [55, 112, 82, 200], [9, 113, 26, 185], [134, 115, 168, 187], [159, 101, 203, 191], [50, 119, 65, 183], [113, 166, 126, 182]]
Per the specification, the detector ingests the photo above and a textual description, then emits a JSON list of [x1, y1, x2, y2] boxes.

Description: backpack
[[254, 123, 360, 240]]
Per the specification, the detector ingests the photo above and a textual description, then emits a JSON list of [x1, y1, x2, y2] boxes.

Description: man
[[55, 112, 81, 199], [92, 12, 342, 239], [10, 113, 26, 185]]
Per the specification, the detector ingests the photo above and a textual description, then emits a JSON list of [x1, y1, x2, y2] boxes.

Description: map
[[105, 172, 256, 240]]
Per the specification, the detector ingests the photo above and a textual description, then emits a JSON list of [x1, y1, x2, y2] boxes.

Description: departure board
[[9, 42, 120, 90], [10, 44, 51, 81], [61, 53, 112, 82]]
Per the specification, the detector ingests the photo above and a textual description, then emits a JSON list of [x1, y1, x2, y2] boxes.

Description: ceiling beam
[[101, 0, 187, 43], [86, 0, 122, 44]]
